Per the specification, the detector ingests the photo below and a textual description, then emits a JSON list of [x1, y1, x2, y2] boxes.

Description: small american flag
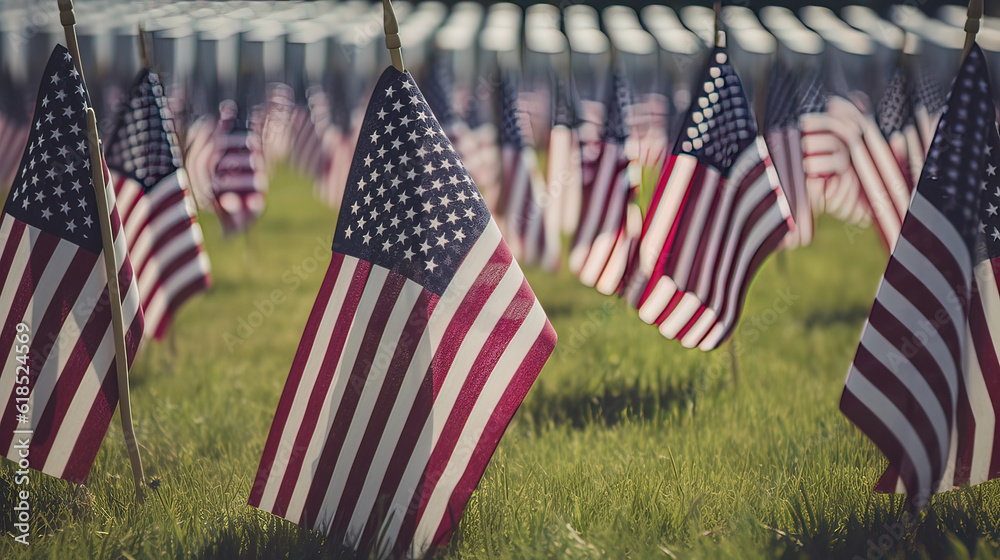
[[0, 46, 143, 482], [182, 114, 218, 212], [211, 101, 268, 235], [569, 73, 640, 295], [626, 47, 792, 351], [498, 75, 559, 270], [105, 68, 212, 341], [841, 45, 1000, 510], [545, 74, 583, 237], [249, 66, 557, 558], [877, 69, 927, 198]]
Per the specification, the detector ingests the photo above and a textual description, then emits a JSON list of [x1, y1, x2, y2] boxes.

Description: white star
[[34, 191, 45, 202], [363, 232, 372, 245], [402, 80, 414, 90], [65, 220, 76, 232], [422, 200, 434, 212], [994, 228, 1000, 242], [377, 108, 387, 120], [71, 180, 82, 192], [62, 106, 74, 118], [44, 112, 55, 123], [57, 146, 69, 158], [68, 123, 81, 135], [386, 160, 396, 174], [60, 202, 70, 214], [56, 90, 67, 101], [364, 193, 373, 205], [988, 203, 998, 216], [413, 223, 425, 236], [396, 231, 407, 244], [41, 207, 52, 220], [464, 208, 477, 219], [45, 168, 57, 180], [370, 169, 380, 181], [405, 208, 417, 220], [345, 226, 354, 238], [446, 211, 459, 223], [64, 161, 76, 174], [408, 130, 421, 143], [83, 215, 92, 227], [364, 154, 373, 167], [430, 180, 442, 191], [441, 160, 453, 170], [77, 198, 87, 210], [377, 185, 387, 197], [398, 190, 410, 204], [382, 240, 392, 251], [50, 73, 61, 84], [415, 146, 428, 158], [453, 228, 466, 242], [392, 138, 403, 150], [416, 111, 429, 122], [423, 162, 435, 174], [988, 164, 997, 176], [457, 191, 469, 202], [358, 216, 368, 229], [409, 95, 421, 106], [386, 86, 395, 97], [428, 216, 442, 230], [420, 240, 432, 254], [39, 152, 50, 163], [407, 169, 417, 180], [41, 96, 50, 107], [376, 224, 385, 236], [385, 122, 396, 135], [370, 131, 380, 143], [403, 247, 414, 260], [393, 101, 404, 113], [399, 153, 411, 165], [20, 198, 29, 210], [377, 146, 387, 158], [436, 234, 449, 247], [53, 185, 64, 197], [995, 187, 1000, 198], [425, 258, 437, 272]]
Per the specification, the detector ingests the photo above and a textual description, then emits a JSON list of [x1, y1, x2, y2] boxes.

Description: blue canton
[[105, 68, 183, 193], [3, 45, 102, 254], [674, 47, 756, 176], [332, 67, 491, 296], [977, 123, 1000, 263], [919, 46, 994, 251]]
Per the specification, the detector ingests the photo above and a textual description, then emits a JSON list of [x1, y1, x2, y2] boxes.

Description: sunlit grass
[[1, 166, 998, 559]]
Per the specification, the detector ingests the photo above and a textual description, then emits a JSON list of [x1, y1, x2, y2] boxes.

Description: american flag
[[286, 87, 329, 185], [0, 46, 143, 483], [105, 68, 212, 341], [841, 45, 1000, 510], [764, 61, 819, 249], [877, 69, 927, 198], [211, 101, 268, 235], [802, 83, 914, 251], [545, 75, 583, 237], [498, 76, 559, 270], [569, 73, 640, 295], [182, 114, 218, 212], [249, 66, 557, 558], [625, 48, 792, 351]]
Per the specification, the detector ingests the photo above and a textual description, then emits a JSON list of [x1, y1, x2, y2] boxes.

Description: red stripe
[[269, 259, 371, 517], [899, 215, 969, 302], [397, 279, 537, 554], [138, 244, 204, 309], [663, 166, 712, 281], [249, 254, 347, 507], [428, 322, 557, 548], [653, 289, 685, 326], [152, 274, 212, 341], [357, 245, 513, 548], [968, 268, 1000, 481], [298, 271, 408, 528]]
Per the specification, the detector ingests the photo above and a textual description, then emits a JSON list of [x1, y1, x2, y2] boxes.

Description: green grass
[[2, 166, 1000, 559]]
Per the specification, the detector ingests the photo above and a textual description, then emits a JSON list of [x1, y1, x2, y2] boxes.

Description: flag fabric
[[104, 68, 212, 341], [182, 113, 218, 212], [286, 87, 329, 184], [625, 47, 792, 351], [249, 66, 557, 558], [801, 78, 916, 252], [211, 101, 268, 235], [569, 73, 640, 295], [0, 45, 143, 483], [841, 45, 1000, 510], [764, 61, 821, 249], [546, 75, 583, 236], [0, 72, 30, 195], [498, 76, 559, 270], [877, 69, 927, 198]]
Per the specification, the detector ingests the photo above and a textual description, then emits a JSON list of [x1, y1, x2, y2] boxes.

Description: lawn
[[2, 166, 999, 559]]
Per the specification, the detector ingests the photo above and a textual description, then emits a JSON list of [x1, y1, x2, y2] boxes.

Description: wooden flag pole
[[713, 0, 725, 48], [383, 0, 405, 72], [964, 0, 983, 57], [58, 0, 145, 505], [138, 23, 151, 69]]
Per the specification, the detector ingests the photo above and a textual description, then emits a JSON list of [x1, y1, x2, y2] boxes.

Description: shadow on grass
[[762, 485, 1000, 559]]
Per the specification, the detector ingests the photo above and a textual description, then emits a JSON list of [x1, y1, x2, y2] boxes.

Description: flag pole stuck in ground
[[58, 0, 145, 504]]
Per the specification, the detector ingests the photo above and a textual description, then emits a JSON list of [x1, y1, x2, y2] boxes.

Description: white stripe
[[141, 253, 211, 334], [636, 156, 697, 267], [964, 261, 1000, 485], [659, 292, 701, 338], [128, 201, 195, 270], [670, 167, 721, 289], [637, 277, 677, 324], [570, 145, 620, 274], [256, 257, 359, 513], [344, 225, 504, 539], [411, 302, 547, 556], [136, 223, 205, 302]]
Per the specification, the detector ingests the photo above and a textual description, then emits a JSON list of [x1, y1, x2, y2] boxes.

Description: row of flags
[[1, 0, 1000, 557]]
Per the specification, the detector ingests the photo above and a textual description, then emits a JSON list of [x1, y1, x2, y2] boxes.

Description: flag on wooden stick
[[626, 47, 792, 351], [841, 45, 1000, 510], [249, 66, 557, 558], [105, 68, 212, 341], [0, 45, 143, 482]]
